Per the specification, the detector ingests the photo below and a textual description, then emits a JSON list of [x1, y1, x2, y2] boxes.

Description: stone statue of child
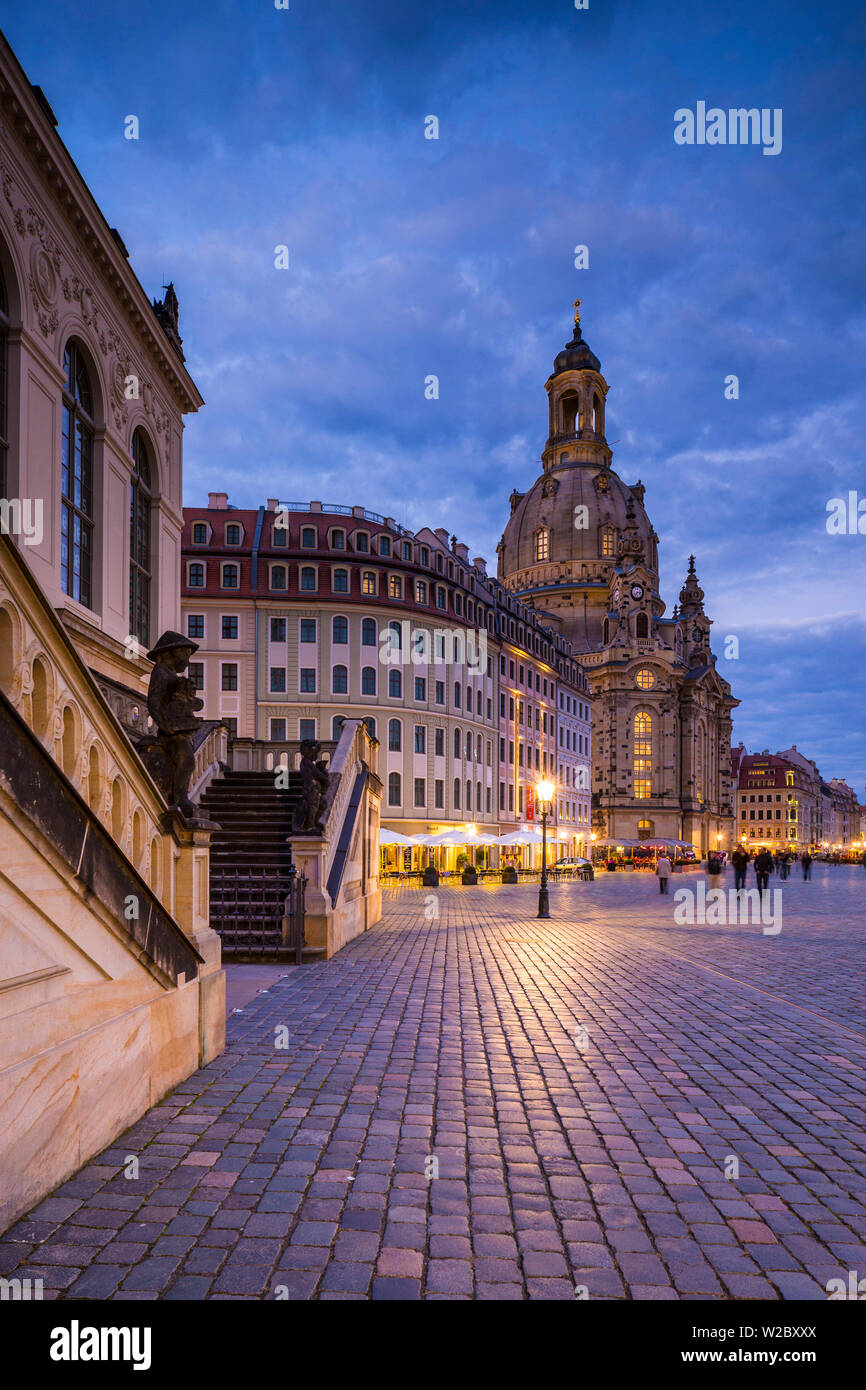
[[292, 738, 330, 834], [143, 630, 204, 814]]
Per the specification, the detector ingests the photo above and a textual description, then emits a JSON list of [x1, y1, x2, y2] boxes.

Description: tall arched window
[[453, 778, 460, 809], [634, 711, 652, 799], [361, 666, 376, 695], [388, 669, 402, 698], [61, 341, 95, 607], [602, 617, 610, 645], [388, 718, 401, 751], [388, 772, 401, 806], [636, 612, 649, 639], [454, 727, 461, 759], [535, 529, 550, 562], [0, 261, 8, 498], [332, 664, 348, 694], [129, 429, 153, 646], [601, 526, 616, 558], [361, 617, 377, 646], [332, 615, 348, 644]]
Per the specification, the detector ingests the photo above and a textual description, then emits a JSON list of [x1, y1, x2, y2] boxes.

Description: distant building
[[181, 495, 592, 853], [732, 742, 863, 851], [496, 308, 738, 853]]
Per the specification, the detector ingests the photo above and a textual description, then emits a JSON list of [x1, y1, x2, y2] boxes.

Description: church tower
[[496, 306, 739, 854]]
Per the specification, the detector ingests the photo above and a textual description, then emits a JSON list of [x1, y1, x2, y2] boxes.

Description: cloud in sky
[[4, 0, 865, 788]]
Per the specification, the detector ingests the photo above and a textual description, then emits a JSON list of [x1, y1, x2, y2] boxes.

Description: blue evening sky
[[4, 1, 865, 793]]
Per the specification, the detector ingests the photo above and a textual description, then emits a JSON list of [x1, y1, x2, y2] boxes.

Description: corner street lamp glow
[[535, 779, 555, 919]]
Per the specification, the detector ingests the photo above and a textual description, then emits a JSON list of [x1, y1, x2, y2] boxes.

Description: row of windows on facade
[[189, 612, 493, 669], [191, 660, 492, 712], [192, 519, 434, 570], [187, 561, 465, 609], [187, 551, 579, 678], [741, 809, 799, 821], [534, 525, 620, 563], [379, 774, 590, 817], [498, 653, 585, 707], [0, 266, 155, 645]]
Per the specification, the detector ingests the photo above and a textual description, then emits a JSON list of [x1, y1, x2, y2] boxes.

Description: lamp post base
[[537, 884, 550, 919]]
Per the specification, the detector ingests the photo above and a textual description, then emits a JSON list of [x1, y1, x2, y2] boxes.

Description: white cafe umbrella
[[498, 829, 545, 845], [378, 829, 417, 846], [424, 828, 489, 846]]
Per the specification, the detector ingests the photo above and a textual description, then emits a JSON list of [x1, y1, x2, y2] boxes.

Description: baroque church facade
[[496, 306, 738, 854]]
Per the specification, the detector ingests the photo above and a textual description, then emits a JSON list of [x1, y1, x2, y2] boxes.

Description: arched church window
[[601, 526, 616, 558], [535, 529, 550, 562], [695, 726, 705, 802], [634, 712, 652, 799], [560, 390, 579, 435], [602, 618, 610, 645], [61, 340, 96, 609], [636, 612, 649, 640], [129, 428, 153, 647], [592, 393, 603, 434]]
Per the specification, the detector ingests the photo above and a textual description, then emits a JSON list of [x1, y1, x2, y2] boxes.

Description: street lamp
[[536, 778, 555, 919]]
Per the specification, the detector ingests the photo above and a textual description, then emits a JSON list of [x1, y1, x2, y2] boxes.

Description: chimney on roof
[[473, 556, 487, 575], [266, 498, 279, 512], [454, 542, 470, 563], [434, 528, 449, 546], [208, 492, 228, 510]]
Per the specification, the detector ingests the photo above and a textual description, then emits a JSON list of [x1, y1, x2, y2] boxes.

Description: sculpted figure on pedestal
[[141, 630, 203, 815]]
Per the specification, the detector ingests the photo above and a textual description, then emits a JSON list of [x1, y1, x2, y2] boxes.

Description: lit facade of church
[[496, 307, 739, 854]]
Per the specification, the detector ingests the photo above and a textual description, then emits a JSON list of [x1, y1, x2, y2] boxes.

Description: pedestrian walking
[[656, 853, 672, 894], [802, 852, 812, 880], [706, 853, 723, 890], [779, 852, 791, 881], [731, 847, 749, 892], [754, 847, 774, 896]]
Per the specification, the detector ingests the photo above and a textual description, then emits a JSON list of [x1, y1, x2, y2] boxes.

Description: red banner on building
[[526, 786, 534, 821]]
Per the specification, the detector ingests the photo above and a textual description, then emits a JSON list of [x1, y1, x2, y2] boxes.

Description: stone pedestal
[[165, 810, 225, 1065], [289, 835, 329, 952]]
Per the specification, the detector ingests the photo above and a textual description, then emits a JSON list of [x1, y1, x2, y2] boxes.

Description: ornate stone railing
[[229, 737, 337, 773], [190, 720, 229, 803], [289, 720, 382, 957]]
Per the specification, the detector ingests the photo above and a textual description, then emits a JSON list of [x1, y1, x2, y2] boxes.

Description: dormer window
[[378, 535, 391, 556], [192, 522, 208, 545], [402, 540, 413, 562], [330, 529, 345, 549], [226, 523, 241, 545], [355, 531, 369, 553], [301, 526, 317, 548]]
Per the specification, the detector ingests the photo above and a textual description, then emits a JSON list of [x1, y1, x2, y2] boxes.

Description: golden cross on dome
[[573, 298, 582, 330]]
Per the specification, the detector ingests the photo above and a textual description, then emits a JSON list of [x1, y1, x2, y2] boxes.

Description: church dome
[[552, 326, 600, 377], [498, 464, 656, 580]]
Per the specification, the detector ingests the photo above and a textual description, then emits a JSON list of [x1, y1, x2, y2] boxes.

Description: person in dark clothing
[[731, 848, 749, 892], [754, 848, 774, 896], [802, 852, 812, 880]]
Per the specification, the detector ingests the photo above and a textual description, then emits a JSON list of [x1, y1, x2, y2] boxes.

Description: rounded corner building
[[496, 306, 739, 855]]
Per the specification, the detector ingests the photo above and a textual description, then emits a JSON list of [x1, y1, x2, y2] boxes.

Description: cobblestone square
[[4, 864, 866, 1301]]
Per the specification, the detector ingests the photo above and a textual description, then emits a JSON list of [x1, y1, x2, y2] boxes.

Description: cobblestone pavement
[[4, 864, 866, 1301]]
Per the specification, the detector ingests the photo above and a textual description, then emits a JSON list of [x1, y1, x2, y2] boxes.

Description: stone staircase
[[199, 770, 322, 961]]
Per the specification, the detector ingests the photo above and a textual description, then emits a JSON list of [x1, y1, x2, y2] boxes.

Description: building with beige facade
[[181, 495, 592, 855]]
